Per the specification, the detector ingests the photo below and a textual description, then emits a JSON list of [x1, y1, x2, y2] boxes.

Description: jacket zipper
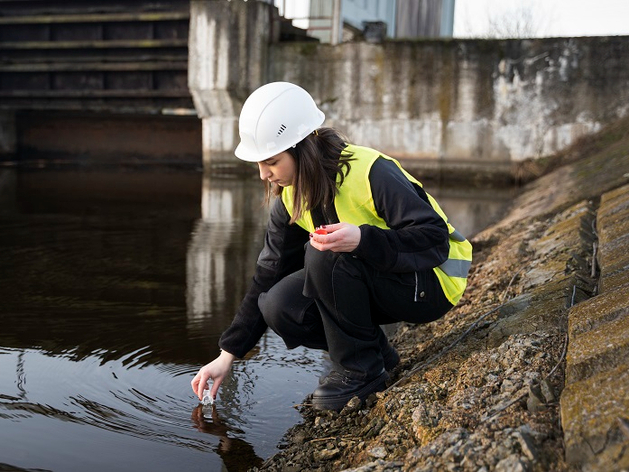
[[414, 272, 419, 302]]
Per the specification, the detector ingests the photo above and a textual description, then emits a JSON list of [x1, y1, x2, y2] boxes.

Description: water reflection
[[0, 167, 328, 472], [0, 167, 513, 472], [430, 184, 514, 240], [0, 347, 215, 471], [191, 404, 263, 471], [186, 172, 267, 322]]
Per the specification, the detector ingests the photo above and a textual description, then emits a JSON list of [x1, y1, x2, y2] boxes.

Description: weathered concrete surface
[[561, 183, 629, 471], [269, 38, 629, 164], [598, 185, 629, 292], [253, 119, 629, 472], [188, 1, 629, 172]]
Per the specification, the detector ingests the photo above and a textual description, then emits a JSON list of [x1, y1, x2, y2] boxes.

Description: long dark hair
[[264, 127, 354, 224]]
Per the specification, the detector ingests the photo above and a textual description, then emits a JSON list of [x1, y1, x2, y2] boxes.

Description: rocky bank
[[252, 117, 629, 472]]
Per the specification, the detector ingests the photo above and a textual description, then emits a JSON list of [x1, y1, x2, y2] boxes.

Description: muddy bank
[[252, 117, 629, 472]]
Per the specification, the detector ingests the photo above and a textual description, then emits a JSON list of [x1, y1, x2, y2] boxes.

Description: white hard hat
[[235, 82, 325, 162]]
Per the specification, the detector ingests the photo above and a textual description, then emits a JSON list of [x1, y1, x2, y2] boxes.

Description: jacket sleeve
[[218, 197, 310, 358], [351, 157, 450, 273]]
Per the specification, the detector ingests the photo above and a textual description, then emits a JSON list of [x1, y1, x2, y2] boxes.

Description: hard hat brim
[[234, 109, 325, 162], [234, 142, 277, 162]]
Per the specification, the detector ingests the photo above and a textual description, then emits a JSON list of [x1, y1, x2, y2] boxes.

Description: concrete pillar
[[0, 111, 16, 157], [188, 0, 278, 166]]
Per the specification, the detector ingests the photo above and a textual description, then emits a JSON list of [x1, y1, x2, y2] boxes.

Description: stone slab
[[536, 201, 594, 254], [596, 184, 629, 304], [600, 266, 629, 293], [598, 183, 629, 215], [583, 440, 629, 472], [568, 283, 629, 337], [597, 207, 629, 245], [561, 364, 629, 466], [566, 309, 629, 384], [485, 278, 575, 348], [598, 232, 629, 275]]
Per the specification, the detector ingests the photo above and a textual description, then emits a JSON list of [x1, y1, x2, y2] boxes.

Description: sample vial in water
[[201, 388, 214, 406], [201, 379, 214, 406]]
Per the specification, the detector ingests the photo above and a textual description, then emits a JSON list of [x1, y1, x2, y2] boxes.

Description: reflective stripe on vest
[[439, 258, 472, 279], [281, 144, 472, 305]]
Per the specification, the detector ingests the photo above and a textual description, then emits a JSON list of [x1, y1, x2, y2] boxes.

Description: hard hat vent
[[276, 124, 286, 137]]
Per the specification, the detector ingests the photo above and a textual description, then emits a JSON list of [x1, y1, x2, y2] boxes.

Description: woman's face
[[257, 151, 296, 187]]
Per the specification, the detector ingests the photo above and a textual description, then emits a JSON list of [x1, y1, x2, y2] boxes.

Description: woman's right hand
[[191, 350, 236, 402]]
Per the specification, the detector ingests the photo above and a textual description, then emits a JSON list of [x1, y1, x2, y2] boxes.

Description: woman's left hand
[[309, 222, 361, 253]]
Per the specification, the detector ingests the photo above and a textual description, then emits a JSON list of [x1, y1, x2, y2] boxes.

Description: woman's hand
[[191, 350, 236, 402], [309, 222, 361, 253]]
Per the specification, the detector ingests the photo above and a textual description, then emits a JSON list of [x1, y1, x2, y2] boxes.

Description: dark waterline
[[0, 167, 513, 471]]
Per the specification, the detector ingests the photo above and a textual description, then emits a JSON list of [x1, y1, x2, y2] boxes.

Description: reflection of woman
[[192, 82, 472, 411], [191, 405, 263, 471]]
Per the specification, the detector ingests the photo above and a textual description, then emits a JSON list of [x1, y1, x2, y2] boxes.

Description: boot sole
[[312, 371, 389, 412]]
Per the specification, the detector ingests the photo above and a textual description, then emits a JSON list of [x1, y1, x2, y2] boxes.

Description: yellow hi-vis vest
[[281, 144, 473, 305]]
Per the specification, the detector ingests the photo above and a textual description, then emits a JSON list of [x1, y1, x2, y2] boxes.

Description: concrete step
[[600, 267, 629, 293], [565, 291, 629, 384], [597, 185, 629, 298], [562, 364, 629, 466], [598, 231, 629, 275], [581, 439, 629, 472], [561, 183, 629, 470], [568, 282, 629, 338]]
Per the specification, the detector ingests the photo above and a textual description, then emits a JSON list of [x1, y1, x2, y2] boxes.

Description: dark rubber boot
[[311, 371, 389, 411], [383, 344, 400, 372]]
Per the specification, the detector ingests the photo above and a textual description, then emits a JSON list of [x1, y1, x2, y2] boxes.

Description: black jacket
[[218, 157, 450, 358]]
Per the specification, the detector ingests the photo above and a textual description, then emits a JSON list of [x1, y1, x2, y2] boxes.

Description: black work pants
[[258, 244, 453, 381]]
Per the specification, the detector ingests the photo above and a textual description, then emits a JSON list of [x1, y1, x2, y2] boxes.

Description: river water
[[0, 167, 512, 472]]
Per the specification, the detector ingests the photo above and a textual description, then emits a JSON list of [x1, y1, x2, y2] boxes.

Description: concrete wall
[[188, 1, 629, 170], [269, 37, 629, 164]]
